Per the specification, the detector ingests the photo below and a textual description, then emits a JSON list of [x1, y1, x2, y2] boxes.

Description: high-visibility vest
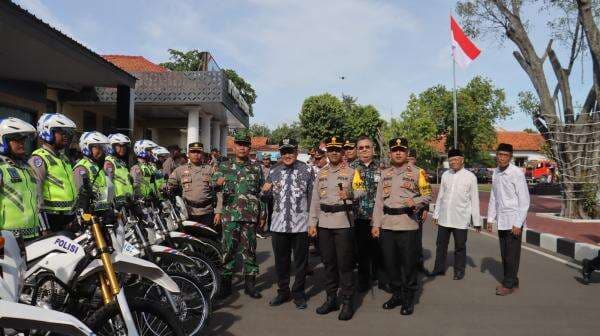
[[31, 147, 76, 213], [0, 156, 40, 239], [74, 157, 110, 211], [105, 155, 133, 205], [151, 163, 166, 200], [136, 162, 156, 199]]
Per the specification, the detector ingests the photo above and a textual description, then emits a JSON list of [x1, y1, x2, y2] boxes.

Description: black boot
[[316, 294, 339, 315], [382, 293, 402, 310], [582, 259, 593, 284], [338, 298, 354, 321], [400, 292, 414, 316], [218, 277, 232, 299], [244, 275, 262, 299]]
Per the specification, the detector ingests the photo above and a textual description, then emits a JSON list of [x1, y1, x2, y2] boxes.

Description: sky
[[15, 0, 595, 131]]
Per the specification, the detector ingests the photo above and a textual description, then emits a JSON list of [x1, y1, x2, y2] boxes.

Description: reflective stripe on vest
[[32, 148, 76, 213], [106, 155, 133, 203], [0, 160, 40, 239], [75, 158, 110, 211]]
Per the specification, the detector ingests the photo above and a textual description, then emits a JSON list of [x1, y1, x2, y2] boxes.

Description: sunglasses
[[327, 147, 342, 153], [5, 133, 30, 142]]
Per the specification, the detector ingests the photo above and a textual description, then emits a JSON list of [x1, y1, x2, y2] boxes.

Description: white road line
[[476, 229, 583, 269]]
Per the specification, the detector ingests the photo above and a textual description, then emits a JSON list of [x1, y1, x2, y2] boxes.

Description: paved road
[[207, 223, 600, 336]]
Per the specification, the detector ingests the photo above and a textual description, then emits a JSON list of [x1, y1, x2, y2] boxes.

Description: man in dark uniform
[[308, 136, 364, 321], [372, 138, 432, 315]]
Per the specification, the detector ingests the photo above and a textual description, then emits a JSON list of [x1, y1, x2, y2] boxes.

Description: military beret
[[389, 137, 408, 150], [496, 143, 513, 153], [234, 131, 251, 144], [343, 140, 356, 149], [188, 142, 204, 151], [448, 148, 463, 158], [325, 136, 344, 148], [279, 138, 298, 150]]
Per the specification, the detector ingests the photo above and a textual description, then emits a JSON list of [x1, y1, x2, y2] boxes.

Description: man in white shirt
[[431, 148, 481, 280], [488, 143, 530, 296]]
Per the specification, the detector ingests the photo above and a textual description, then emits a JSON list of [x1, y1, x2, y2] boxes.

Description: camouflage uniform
[[211, 148, 266, 279]]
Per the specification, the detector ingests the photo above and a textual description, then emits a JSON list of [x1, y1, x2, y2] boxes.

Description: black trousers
[[380, 229, 418, 296], [318, 227, 355, 299], [271, 232, 309, 299], [498, 230, 522, 289], [355, 219, 384, 284], [417, 219, 424, 267], [433, 226, 468, 274]]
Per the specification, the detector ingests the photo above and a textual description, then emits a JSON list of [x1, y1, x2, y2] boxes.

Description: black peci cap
[[448, 148, 463, 158], [496, 143, 513, 153], [188, 142, 204, 152]]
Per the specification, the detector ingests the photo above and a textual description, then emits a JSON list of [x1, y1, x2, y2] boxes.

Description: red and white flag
[[450, 15, 481, 68]]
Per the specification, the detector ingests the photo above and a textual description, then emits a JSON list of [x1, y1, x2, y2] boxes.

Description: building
[[431, 130, 547, 167], [0, 2, 250, 156]]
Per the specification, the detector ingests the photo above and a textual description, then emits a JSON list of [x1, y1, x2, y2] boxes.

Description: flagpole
[[452, 55, 458, 149]]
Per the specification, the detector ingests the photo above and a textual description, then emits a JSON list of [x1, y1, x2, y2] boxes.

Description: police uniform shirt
[[28, 144, 55, 203], [73, 159, 115, 205], [308, 163, 362, 229], [168, 162, 216, 216], [372, 163, 432, 231]]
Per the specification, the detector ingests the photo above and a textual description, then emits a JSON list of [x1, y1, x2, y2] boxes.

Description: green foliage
[[270, 122, 302, 145], [159, 49, 204, 71], [298, 94, 383, 149], [224, 69, 257, 116], [248, 123, 271, 138]]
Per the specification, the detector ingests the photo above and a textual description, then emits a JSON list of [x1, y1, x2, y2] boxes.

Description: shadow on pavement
[[205, 311, 240, 336], [480, 257, 503, 283]]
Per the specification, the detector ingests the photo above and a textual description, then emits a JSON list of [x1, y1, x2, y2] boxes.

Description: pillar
[[201, 113, 212, 149], [187, 108, 200, 148], [220, 124, 228, 155], [211, 122, 221, 151]]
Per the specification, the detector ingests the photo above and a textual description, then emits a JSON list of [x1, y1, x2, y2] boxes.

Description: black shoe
[[453, 271, 465, 280], [269, 293, 291, 306], [378, 282, 392, 293], [428, 270, 446, 277], [338, 299, 354, 321], [218, 278, 232, 299], [382, 294, 402, 310], [401, 302, 414, 315], [316, 295, 339, 315], [294, 297, 308, 310], [244, 275, 262, 299]]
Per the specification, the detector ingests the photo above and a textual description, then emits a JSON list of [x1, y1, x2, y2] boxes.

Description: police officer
[[211, 131, 266, 300], [0, 118, 41, 240], [168, 142, 218, 227], [150, 146, 170, 199], [343, 139, 357, 165], [371, 138, 432, 316], [130, 140, 159, 202], [29, 113, 78, 232], [308, 136, 363, 321], [73, 132, 113, 215], [105, 133, 133, 208]]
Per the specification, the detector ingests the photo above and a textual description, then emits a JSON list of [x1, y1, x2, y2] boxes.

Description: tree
[[248, 123, 271, 138], [271, 122, 302, 145], [457, 0, 600, 219], [224, 69, 258, 116], [159, 49, 258, 116], [342, 95, 384, 144], [298, 94, 347, 148]]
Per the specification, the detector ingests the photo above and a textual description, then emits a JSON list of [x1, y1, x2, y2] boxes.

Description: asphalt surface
[[207, 222, 600, 336]]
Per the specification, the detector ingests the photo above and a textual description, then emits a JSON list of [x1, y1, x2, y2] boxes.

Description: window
[[514, 157, 527, 167], [83, 111, 96, 131]]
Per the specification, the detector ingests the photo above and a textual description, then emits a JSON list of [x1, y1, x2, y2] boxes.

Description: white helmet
[[133, 140, 158, 159], [152, 146, 170, 159], [79, 131, 110, 157], [108, 133, 131, 145], [37, 113, 76, 143], [0, 117, 36, 154]]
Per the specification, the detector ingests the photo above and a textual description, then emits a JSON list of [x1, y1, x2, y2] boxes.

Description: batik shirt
[[351, 159, 380, 220], [266, 160, 314, 233]]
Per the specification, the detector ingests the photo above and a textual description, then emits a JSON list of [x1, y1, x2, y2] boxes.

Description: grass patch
[[478, 184, 492, 192]]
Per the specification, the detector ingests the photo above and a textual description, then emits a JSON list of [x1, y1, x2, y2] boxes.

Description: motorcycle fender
[[181, 221, 218, 235], [0, 301, 94, 336], [78, 252, 180, 293]]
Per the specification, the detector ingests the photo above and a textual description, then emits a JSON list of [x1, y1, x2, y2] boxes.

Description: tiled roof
[[103, 55, 167, 73], [226, 136, 278, 152], [430, 131, 545, 154]]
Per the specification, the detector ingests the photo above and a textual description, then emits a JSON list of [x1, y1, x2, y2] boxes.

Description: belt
[[383, 206, 413, 216], [320, 204, 352, 213], [185, 198, 213, 208]]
